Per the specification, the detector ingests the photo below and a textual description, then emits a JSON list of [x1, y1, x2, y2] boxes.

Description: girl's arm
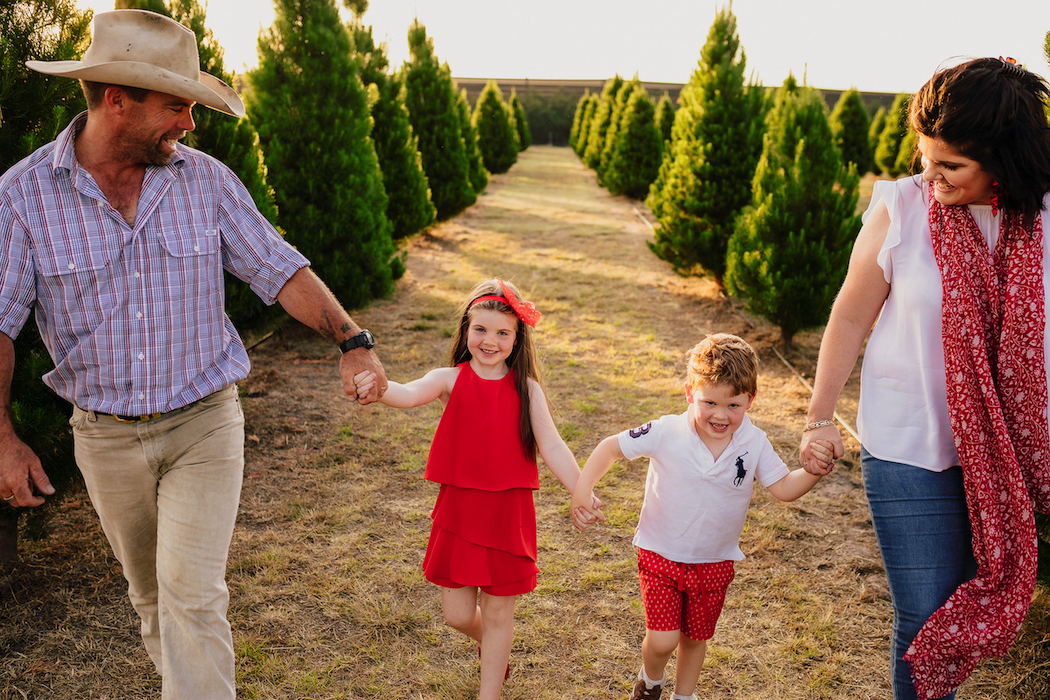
[[569, 435, 623, 519], [800, 200, 892, 473], [354, 367, 457, 408], [528, 379, 583, 492], [528, 380, 604, 530]]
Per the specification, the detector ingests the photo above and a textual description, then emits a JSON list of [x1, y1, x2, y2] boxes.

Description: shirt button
[[138, 353, 145, 360], [136, 312, 143, 319], [67, 262, 75, 270], [193, 245, 200, 252], [138, 393, 144, 400], [134, 271, 141, 278]]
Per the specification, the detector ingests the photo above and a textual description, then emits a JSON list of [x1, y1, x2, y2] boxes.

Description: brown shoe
[[629, 678, 663, 699]]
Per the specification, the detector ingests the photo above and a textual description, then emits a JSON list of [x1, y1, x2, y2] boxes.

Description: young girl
[[353, 278, 598, 700]]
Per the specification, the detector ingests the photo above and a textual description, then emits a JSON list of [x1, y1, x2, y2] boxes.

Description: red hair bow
[[471, 279, 543, 327]]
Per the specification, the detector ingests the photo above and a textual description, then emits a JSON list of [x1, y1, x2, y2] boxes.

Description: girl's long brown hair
[[448, 279, 545, 460]]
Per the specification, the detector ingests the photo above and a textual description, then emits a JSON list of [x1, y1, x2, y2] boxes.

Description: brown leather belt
[[101, 411, 167, 423]]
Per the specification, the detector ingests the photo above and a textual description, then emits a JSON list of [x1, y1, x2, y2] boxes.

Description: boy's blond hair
[[686, 333, 758, 397]]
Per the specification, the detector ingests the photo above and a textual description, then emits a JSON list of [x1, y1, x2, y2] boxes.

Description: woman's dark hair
[[909, 57, 1050, 222]]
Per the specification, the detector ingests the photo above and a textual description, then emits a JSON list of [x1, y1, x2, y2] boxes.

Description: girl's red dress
[[422, 362, 540, 596]]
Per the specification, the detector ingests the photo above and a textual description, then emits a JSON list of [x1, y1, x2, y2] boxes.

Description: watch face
[[361, 330, 375, 348]]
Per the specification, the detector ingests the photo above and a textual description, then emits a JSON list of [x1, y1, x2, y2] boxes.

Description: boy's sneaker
[[629, 678, 663, 699]]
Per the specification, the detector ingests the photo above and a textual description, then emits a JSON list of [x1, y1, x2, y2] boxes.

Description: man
[[0, 10, 387, 699]]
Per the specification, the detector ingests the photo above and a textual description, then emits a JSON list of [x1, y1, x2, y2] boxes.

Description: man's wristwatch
[[339, 330, 375, 353]]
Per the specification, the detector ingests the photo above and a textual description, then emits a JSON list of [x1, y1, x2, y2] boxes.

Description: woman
[[799, 57, 1050, 700]]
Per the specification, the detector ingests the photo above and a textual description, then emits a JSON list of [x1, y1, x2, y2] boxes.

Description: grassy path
[[1, 146, 1047, 699]]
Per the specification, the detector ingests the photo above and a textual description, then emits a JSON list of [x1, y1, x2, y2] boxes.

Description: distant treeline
[[453, 77, 900, 147]]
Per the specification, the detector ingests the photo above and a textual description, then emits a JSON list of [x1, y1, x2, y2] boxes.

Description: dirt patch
[[1, 147, 1047, 699]]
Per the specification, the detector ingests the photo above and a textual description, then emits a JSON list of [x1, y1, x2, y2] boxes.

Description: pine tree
[[349, 21, 435, 240], [582, 75, 624, 170], [571, 92, 598, 156], [604, 85, 662, 199], [874, 93, 910, 176], [402, 20, 475, 220], [599, 75, 641, 185], [829, 88, 872, 175], [654, 92, 675, 151], [867, 106, 887, 174], [645, 6, 767, 283], [0, 0, 93, 558], [895, 126, 921, 176], [725, 75, 861, 348], [457, 87, 489, 194], [248, 0, 398, 309], [0, 0, 91, 172], [509, 88, 531, 150], [473, 80, 518, 175], [372, 72, 437, 239]]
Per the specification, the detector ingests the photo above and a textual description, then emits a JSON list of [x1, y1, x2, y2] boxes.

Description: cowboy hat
[[26, 9, 244, 118]]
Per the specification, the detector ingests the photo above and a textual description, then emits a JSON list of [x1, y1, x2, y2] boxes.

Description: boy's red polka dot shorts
[[636, 547, 735, 640]]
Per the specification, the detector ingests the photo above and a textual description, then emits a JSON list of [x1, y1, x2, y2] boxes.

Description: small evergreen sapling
[[725, 76, 861, 348], [509, 89, 531, 150], [473, 80, 518, 175], [457, 87, 489, 194], [582, 75, 624, 170], [645, 5, 766, 283], [829, 87, 872, 175], [604, 85, 662, 199]]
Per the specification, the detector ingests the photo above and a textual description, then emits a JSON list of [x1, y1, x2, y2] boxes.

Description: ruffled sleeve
[[864, 176, 924, 284]]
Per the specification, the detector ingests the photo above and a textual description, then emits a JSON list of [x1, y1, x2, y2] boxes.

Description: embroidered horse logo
[[733, 452, 749, 487], [629, 422, 652, 439]]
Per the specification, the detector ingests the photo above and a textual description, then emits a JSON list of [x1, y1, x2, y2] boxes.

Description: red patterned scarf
[[906, 187, 1050, 698]]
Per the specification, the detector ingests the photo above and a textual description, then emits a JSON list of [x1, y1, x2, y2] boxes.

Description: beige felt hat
[[26, 9, 244, 118]]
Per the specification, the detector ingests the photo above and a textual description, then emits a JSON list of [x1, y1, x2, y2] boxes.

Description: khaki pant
[[71, 385, 244, 700]]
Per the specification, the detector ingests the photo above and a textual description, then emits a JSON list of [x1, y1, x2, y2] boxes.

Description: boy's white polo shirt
[[618, 412, 788, 564]]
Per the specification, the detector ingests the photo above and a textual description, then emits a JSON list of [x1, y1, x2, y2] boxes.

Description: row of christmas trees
[[568, 6, 863, 348], [0, 0, 529, 554]]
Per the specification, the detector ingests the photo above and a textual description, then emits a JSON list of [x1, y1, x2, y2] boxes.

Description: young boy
[[571, 333, 833, 700]]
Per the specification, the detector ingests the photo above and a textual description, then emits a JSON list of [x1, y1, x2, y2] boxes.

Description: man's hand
[[0, 434, 54, 508], [339, 349, 387, 405]]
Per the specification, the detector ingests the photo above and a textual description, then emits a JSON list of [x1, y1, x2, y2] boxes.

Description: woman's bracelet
[[803, 419, 836, 432]]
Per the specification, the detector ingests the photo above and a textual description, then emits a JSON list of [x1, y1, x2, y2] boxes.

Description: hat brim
[[26, 59, 245, 118]]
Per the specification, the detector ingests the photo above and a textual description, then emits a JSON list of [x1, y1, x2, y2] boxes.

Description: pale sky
[[76, 0, 1050, 94]]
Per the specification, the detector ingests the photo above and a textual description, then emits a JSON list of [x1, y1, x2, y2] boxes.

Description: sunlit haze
[[74, 0, 1050, 94]]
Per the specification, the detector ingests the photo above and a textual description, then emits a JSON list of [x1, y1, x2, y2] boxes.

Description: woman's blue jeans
[[862, 448, 978, 700]]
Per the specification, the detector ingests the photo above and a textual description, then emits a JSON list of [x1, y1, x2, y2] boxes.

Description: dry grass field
[[1, 147, 1048, 699]]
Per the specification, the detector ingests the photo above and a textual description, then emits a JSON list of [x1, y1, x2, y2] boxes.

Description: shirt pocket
[[157, 226, 221, 258], [156, 225, 222, 298], [34, 233, 116, 332]]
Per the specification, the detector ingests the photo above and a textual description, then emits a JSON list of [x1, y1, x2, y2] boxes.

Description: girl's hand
[[570, 490, 605, 532], [353, 370, 378, 403]]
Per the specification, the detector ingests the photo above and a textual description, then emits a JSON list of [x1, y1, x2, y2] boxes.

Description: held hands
[[570, 490, 606, 532], [352, 369, 379, 403], [800, 431, 841, 476], [342, 350, 386, 404]]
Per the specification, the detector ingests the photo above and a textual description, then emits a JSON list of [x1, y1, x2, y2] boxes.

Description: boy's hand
[[570, 491, 605, 531], [807, 439, 836, 475]]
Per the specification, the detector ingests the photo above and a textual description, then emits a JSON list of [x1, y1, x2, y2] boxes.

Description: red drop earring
[[991, 181, 1000, 216]]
